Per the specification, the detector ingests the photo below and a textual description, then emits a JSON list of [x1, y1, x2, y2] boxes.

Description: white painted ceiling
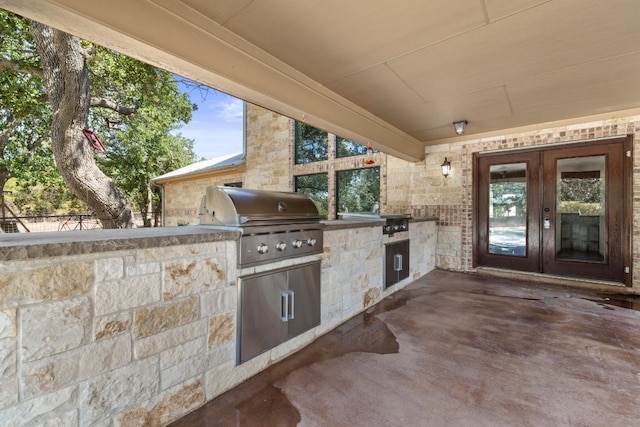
[[2, 0, 640, 161]]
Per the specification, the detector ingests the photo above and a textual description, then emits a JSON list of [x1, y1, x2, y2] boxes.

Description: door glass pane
[[555, 156, 605, 262], [489, 163, 527, 256]]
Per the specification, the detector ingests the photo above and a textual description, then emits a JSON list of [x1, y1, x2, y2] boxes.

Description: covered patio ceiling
[[2, 0, 640, 161]]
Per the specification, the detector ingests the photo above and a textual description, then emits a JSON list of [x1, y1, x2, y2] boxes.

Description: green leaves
[[2, 9, 197, 219]]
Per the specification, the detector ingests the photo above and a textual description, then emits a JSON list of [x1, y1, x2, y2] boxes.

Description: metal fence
[[0, 212, 154, 233]]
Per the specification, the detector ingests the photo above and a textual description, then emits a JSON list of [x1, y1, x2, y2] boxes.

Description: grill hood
[[199, 186, 322, 227]]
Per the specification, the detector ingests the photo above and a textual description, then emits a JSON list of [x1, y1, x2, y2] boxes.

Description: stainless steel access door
[[239, 269, 288, 364], [238, 261, 321, 364]]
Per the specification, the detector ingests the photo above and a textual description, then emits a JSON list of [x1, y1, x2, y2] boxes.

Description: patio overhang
[[2, 0, 640, 162]]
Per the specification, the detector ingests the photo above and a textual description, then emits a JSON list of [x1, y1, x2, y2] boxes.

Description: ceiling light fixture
[[453, 120, 468, 135]]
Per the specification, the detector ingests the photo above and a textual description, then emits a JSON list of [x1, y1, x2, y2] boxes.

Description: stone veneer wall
[[0, 221, 436, 425], [388, 115, 640, 289], [243, 106, 291, 191], [0, 237, 237, 426], [321, 220, 436, 328]]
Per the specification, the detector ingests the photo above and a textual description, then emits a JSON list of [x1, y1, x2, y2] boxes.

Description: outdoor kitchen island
[[0, 217, 436, 426]]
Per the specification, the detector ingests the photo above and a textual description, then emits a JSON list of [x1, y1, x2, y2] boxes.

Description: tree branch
[[0, 57, 43, 78], [90, 97, 139, 115]]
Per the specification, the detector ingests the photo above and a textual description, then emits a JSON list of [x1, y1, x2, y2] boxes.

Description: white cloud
[[217, 98, 244, 123]]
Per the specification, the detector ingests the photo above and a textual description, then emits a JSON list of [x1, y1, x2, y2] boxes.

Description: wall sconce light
[[441, 157, 451, 177], [452, 120, 468, 135]]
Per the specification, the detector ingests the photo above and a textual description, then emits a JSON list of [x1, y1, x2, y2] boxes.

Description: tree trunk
[[30, 22, 134, 228], [143, 180, 153, 227]]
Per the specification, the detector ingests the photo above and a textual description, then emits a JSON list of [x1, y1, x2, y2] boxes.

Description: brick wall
[[416, 116, 640, 288]]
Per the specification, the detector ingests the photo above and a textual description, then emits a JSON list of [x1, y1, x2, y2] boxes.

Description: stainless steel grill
[[199, 186, 324, 267], [199, 186, 324, 364]]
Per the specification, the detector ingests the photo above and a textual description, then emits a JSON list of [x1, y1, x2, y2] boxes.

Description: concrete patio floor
[[170, 269, 640, 426]]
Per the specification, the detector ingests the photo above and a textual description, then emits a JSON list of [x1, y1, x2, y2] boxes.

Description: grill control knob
[[257, 243, 269, 254], [384, 225, 392, 233], [399, 222, 408, 231], [275, 241, 287, 251], [393, 223, 400, 231], [292, 239, 303, 249], [306, 238, 317, 246]]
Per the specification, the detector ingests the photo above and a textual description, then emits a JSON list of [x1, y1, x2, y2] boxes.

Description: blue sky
[[174, 79, 244, 160]]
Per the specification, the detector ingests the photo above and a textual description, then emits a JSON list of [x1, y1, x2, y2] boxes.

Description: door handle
[[288, 290, 295, 320], [280, 292, 289, 322], [280, 290, 295, 321], [394, 254, 403, 271]]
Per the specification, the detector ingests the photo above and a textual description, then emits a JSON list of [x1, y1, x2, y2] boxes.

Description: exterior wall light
[[453, 120, 468, 135], [441, 157, 451, 177]]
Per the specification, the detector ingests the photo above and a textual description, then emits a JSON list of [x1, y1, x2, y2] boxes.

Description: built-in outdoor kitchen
[[2, 0, 640, 424], [0, 197, 436, 425]]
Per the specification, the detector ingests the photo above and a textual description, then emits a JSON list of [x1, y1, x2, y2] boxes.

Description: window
[[336, 136, 371, 158], [336, 167, 380, 215], [295, 122, 328, 164], [293, 124, 380, 219], [295, 173, 328, 216]]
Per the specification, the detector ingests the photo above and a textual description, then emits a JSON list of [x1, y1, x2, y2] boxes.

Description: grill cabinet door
[[384, 240, 410, 289], [239, 270, 288, 363], [287, 261, 321, 339]]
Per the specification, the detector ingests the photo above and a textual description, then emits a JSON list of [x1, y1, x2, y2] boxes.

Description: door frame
[[472, 135, 633, 286]]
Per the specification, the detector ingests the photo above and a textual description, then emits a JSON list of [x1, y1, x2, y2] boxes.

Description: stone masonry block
[[133, 296, 199, 339], [95, 275, 161, 316], [95, 257, 124, 282], [94, 312, 132, 341], [0, 385, 77, 426], [161, 344, 234, 391], [21, 335, 131, 400], [200, 287, 236, 317], [21, 297, 91, 362], [80, 357, 158, 425], [0, 373, 18, 408], [208, 312, 234, 348], [0, 337, 17, 379], [163, 256, 226, 300], [159, 337, 206, 370], [0, 261, 92, 306], [134, 319, 207, 360], [0, 309, 16, 339], [116, 378, 205, 427]]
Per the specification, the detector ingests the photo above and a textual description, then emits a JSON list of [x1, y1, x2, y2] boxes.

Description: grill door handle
[[280, 290, 295, 321], [394, 254, 403, 272], [288, 290, 295, 320], [280, 292, 289, 322]]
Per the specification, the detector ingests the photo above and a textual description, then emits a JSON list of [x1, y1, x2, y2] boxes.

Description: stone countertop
[[0, 226, 239, 261], [0, 217, 438, 261], [322, 216, 437, 231]]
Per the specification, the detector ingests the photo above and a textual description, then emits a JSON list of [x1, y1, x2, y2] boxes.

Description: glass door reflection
[[555, 156, 605, 262], [488, 163, 527, 256]]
